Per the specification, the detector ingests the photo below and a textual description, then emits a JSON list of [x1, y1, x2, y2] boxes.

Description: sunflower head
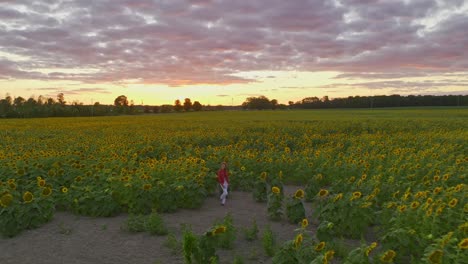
[[294, 189, 305, 199], [75, 176, 82, 182], [260, 172, 267, 181], [0, 193, 13, 207], [42, 187, 52, 197], [23, 191, 33, 203], [428, 249, 443, 264], [214, 225, 226, 234], [318, 189, 329, 197], [324, 250, 335, 262], [301, 218, 308, 229], [398, 205, 407, 213], [333, 193, 343, 202], [143, 184, 152, 191], [351, 191, 362, 201], [61, 187, 69, 193], [411, 201, 420, 209], [458, 238, 468, 249], [315, 241, 326, 252], [38, 179, 46, 187], [272, 186, 280, 194], [380, 250, 396, 263], [448, 198, 458, 208], [294, 233, 303, 248]]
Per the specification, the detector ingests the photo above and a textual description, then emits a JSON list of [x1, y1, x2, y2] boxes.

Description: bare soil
[[1, 186, 317, 264]]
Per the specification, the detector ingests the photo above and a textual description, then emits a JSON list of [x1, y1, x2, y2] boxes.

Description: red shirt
[[217, 169, 229, 184]]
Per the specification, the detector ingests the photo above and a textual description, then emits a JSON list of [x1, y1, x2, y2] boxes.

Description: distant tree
[[152, 106, 160, 113], [143, 105, 152, 113], [174, 99, 183, 112], [114, 95, 129, 107], [271, 99, 278, 110], [14, 96, 26, 106], [242, 96, 274, 110], [183, 98, 192, 111], [193, 101, 202, 111], [57, 93, 66, 105], [47, 97, 55, 105]]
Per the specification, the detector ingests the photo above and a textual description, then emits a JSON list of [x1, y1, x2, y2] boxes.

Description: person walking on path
[[217, 162, 229, 206]]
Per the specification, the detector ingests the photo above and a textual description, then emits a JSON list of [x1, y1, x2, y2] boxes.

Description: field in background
[[1, 108, 467, 263]]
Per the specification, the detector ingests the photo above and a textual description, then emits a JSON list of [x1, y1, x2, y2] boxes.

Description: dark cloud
[[0, 0, 466, 88]]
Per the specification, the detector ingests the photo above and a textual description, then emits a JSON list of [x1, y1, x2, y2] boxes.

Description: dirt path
[[1, 186, 316, 264]]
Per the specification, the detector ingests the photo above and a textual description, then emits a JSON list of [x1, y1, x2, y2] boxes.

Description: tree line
[[241, 94, 468, 110], [0, 93, 466, 118], [0, 94, 208, 118]]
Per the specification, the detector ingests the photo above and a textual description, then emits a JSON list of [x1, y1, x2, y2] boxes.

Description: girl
[[217, 162, 229, 206]]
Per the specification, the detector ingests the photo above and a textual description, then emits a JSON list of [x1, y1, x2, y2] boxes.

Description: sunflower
[[428, 249, 443, 264], [324, 250, 335, 262], [301, 218, 308, 229], [398, 205, 407, 213], [361, 174, 367, 180], [351, 191, 362, 201], [436, 205, 445, 215], [433, 175, 440, 182], [318, 189, 329, 197], [411, 201, 420, 209], [380, 250, 396, 263], [61, 187, 68, 193], [241, 166, 246, 171], [458, 238, 468, 249], [426, 198, 433, 204], [272, 186, 280, 194], [214, 225, 226, 234], [348, 176, 356, 183], [143, 184, 152, 191], [260, 172, 267, 181], [426, 207, 433, 217], [433, 187, 442, 195], [361, 202, 372, 208], [8, 182, 16, 190], [75, 176, 83, 182], [315, 241, 326, 252], [294, 233, 303, 248], [442, 174, 450, 181], [333, 193, 343, 202], [38, 179, 46, 187], [386, 202, 396, 209], [23, 191, 33, 203], [0, 193, 13, 207], [42, 187, 52, 197], [294, 189, 305, 199], [448, 198, 458, 208]]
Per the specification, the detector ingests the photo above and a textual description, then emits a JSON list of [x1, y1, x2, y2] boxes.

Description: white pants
[[220, 182, 228, 204]]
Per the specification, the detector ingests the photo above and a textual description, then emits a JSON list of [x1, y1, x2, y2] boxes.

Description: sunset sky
[[1, 0, 467, 105]]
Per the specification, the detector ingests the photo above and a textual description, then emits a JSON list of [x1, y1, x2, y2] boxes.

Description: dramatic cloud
[[0, 0, 467, 88]]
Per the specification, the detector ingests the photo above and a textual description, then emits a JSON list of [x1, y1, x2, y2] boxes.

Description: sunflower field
[[0, 108, 467, 263]]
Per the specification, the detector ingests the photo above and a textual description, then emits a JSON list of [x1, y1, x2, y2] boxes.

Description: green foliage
[[232, 255, 244, 264], [285, 196, 305, 224], [252, 173, 267, 202], [121, 214, 147, 233], [262, 225, 277, 257], [164, 233, 181, 256], [121, 211, 168, 236], [214, 213, 237, 249], [0, 188, 55, 237], [182, 227, 199, 264], [146, 211, 168, 236], [267, 187, 284, 221], [243, 219, 259, 241]]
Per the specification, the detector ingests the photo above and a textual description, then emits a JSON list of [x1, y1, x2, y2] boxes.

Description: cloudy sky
[[0, 0, 467, 105]]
